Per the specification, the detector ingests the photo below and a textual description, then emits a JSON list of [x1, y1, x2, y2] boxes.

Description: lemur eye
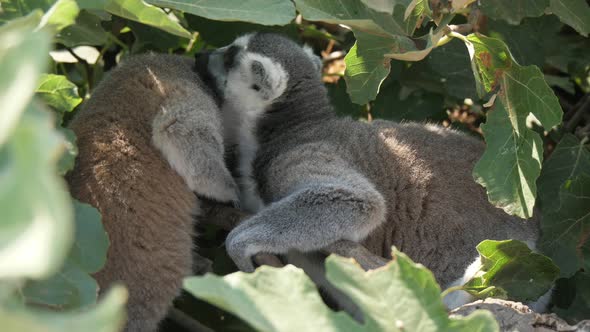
[[251, 84, 261, 91], [223, 45, 240, 69]]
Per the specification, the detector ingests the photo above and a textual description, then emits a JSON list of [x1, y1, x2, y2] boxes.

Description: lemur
[[67, 53, 244, 332], [195, 32, 543, 318]]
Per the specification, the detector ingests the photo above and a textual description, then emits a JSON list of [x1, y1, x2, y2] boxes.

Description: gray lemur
[[67, 53, 242, 332], [200, 33, 541, 314]]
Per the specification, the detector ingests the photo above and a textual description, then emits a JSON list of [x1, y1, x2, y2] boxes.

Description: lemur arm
[[225, 159, 387, 272], [152, 88, 239, 204]]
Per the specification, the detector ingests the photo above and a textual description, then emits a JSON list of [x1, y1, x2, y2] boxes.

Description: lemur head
[[195, 33, 323, 115]]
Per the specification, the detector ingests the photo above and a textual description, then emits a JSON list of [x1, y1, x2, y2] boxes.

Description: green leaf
[[185, 248, 499, 332], [361, 0, 394, 14], [35, 74, 82, 119], [427, 39, 478, 100], [0, 17, 47, 145], [69, 201, 109, 274], [480, 0, 549, 25], [104, 0, 191, 38], [184, 265, 361, 332], [343, 33, 393, 105], [0, 286, 127, 332], [0, 102, 74, 280], [326, 80, 366, 120], [472, 100, 543, 218], [325, 249, 499, 331], [57, 127, 77, 175], [537, 134, 590, 210], [462, 240, 559, 302], [552, 272, 590, 324], [38, 0, 79, 32], [146, 0, 296, 26], [466, 34, 563, 218], [372, 80, 445, 122], [549, 0, 590, 37], [22, 201, 108, 309], [56, 10, 109, 47], [540, 174, 590, 277], [295, 0, 413, 36]]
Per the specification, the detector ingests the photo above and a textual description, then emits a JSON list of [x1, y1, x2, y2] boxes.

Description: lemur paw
[[226, 231, 256, 272], [191, 168, 239, 205]]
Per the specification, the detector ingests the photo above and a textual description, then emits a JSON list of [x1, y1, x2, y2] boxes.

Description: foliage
[[1, 0, 589, 331], [185, 248, 499, 332]]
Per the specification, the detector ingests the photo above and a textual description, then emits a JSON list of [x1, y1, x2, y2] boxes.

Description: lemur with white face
[[198, 33, 541, 315]]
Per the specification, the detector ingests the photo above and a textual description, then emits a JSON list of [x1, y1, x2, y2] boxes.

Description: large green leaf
[[540, 174, 590, 277], [553, 272, 590, 324], [361, 0, 394, 14], [146, 0, 296, 26], [549, 0, 590, 37], [325, 249, 498, 331], [472, 100, 543, 218], [537, 134, 590, 211], [480, 0, 549, 24], [104, 0, 191, 38], [184, 265, 360, 332], [466, 34, 563, 218], [295, 0, 413, 36], [35, 74, 82, 120], [0, 16, 48, 145], [0, 287, 127, 332], [185, 248, 499, 332], [462, 240, 559, 302], [427, 39, 477, 100]]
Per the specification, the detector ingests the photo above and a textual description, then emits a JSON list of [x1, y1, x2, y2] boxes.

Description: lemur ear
[[303, 45, 323, 73], [250, 58, 288, 101]]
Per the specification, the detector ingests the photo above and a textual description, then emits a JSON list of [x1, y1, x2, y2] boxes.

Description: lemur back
[[200, 33, 540, 316], [67, 53, 239, 332]]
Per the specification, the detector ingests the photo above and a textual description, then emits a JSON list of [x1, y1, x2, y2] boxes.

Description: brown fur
[[66, 53, 234, 331]]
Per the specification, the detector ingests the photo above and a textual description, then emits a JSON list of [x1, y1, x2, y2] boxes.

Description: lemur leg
[[152, 88, 238, 204], [322, 240, 389, 270], [226, 179, 387, 272]]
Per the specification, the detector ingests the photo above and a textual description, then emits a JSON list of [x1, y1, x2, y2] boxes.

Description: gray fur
[[204, 33, 540, 313]]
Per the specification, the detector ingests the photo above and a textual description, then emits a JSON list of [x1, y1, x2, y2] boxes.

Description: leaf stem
[[440, 285, 465, 299]]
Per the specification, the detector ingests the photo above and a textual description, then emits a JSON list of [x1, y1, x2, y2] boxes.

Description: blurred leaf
[[544, 75, 575, 94], [0, 287, 127, 332], [104, 0, 191, 38], [128, 20, 184, 52], [185, 14, 298, 48], [0, 16, 46, 145], [549, 0, 590, 37], [57, 127, 77, 175], [295, 0, 413, 36], [462, 240, 559, 302], [385, 29, 444, 61], [0, 0, 51, 23], [22, 201, 107, 309], [35, 74, 82, 119], [472, 100, 543, 218], [56, 10, 108, 47], [537, 134, 590, 210], [427, 39, 477, 100], [185, 248, 499, 332], [480, 0, 549, 25], [147, 0, 296, 26], [452, 0, 476, 10], [540, 174, 590, 277], [38, 0, 79, 32], [361, 0, 394, 14], [553, 272, 590, 324]]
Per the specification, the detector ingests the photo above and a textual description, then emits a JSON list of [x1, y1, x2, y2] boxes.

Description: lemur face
[[195, 33, 322, 114]]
